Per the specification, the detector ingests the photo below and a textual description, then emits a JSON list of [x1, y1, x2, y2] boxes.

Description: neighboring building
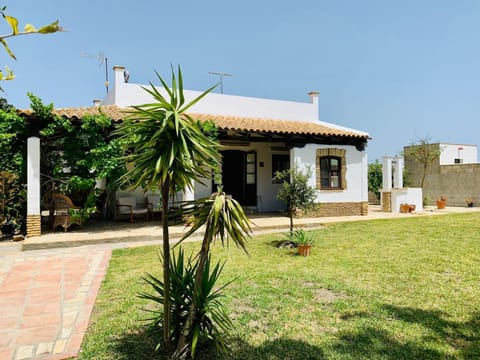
[[404, 143, 480, 206]]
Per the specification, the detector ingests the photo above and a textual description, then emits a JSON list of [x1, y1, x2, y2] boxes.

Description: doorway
[[221, 150, 256, 206]]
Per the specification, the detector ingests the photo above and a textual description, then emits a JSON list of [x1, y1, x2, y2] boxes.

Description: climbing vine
[[0, 94, 127, 232]]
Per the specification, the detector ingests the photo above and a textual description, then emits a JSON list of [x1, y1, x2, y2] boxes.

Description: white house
[[22, 65, 370, 236], [438, 143, 477, 165], [101, 66, 370, 215]]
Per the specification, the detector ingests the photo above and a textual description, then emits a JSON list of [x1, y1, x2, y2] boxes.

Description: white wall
[[103, 78, 318, 122], [439, 143, 477, 165], [391, 188, 423, 213], [291, 144, 368, 203]]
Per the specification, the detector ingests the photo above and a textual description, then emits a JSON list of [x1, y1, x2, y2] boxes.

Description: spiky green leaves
[[139, 249, 235, 356], [180, 190, 252, 254], [115, 66, 220, 197]]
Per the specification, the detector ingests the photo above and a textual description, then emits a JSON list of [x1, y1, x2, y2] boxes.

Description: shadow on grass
[[217, 337, 326, 360], [383, 305, 480, 359], [98, 306, 480, 359], [108, 328, 325, 360], [334, 305, 480, 359], [108, 326, 165, 360]]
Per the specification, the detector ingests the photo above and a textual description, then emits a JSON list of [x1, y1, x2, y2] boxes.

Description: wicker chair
[[51, 193, 83, 232]]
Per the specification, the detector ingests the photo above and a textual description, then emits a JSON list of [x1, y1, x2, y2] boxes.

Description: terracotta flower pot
[[437, 199, 447, 209], [297, 244, 312, 257], [400, 204, 410, 213]]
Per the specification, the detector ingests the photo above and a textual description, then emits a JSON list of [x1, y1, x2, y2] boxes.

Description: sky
[[3, 0, 480, 161]]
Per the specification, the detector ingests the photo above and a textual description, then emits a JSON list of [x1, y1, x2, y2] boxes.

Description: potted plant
[[436, 195, 447, 209], [465, 196, 474, 207], [400, 203, 410, 213], [286, 228, 315, 257]]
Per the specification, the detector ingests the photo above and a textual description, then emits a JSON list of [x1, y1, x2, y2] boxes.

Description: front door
[[221, 150, 256, 206]]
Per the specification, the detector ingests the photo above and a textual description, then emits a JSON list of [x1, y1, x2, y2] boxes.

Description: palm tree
[[175, 188, 251, 357], [115, 66, 220, 353]]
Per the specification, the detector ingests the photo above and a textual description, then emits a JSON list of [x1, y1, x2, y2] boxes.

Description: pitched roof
[[18, 105, 370, 140]]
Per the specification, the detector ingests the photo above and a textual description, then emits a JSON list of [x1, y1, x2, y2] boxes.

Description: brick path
[[0, 246, 111, 360]]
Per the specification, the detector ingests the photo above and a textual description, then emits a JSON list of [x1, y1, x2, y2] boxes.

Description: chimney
[[113, 65, 126, 88], [308, 91, 320, 121], [92, 99, 101, 107]]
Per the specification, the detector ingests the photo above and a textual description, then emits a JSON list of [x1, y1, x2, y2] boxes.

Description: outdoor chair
[[51, 193, 83, 232], [146, 194, 161, 219], [116, 196, 149, 223]]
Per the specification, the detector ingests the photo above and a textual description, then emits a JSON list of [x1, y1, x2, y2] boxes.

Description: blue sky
[[3, 1, 480, 161]]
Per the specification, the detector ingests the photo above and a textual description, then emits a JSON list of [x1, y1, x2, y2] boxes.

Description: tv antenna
[[80, 51, 109, 94], [208, 71, 232, 94]]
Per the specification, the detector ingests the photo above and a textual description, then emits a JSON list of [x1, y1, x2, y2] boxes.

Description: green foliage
[[274, 166, 317, 232], [0, 100, 26, 226], [368, 160, 382, 198], [423, 196, 430, 207], [27, 93, 127, 220], [140, 249, 234, 358], [285, 228, 314, 245], [179, 190, 251, 253], [0, 94, 127, 229], [0, 7, 62, 81], [404, 136, 443, 188], [115, 66, 220, 194], [174, 189, 251, 357], [114, 65, 221, 352]]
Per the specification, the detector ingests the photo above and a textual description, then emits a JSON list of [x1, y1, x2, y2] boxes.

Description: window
[[316, 148, 346, 190], [272, 154, 290, 183], [320, 156, 341, 189]]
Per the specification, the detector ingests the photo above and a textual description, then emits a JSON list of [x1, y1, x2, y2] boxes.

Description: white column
[[183, 183, 195, 202], [361, 152, 369, 201], [393, 156, 403, 188], [382, 156, 392, 192], [27, 137, 41, 236]]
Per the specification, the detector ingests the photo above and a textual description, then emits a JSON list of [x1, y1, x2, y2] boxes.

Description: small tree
[[274, 166, 317, 233], [404, 136, 442, 189], [368, 159, 382, 199]]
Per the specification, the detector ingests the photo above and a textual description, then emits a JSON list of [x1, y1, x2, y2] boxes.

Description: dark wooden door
[[221, 151, 256, 206]]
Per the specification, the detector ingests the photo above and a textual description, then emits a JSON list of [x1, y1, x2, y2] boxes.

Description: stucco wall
[[103, 81, 319, 122], [291, 144, 368, 204], [439, 143, 477, 165]]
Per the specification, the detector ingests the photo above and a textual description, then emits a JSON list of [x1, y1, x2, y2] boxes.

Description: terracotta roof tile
[[189, 113, 369, 139], [18, 105, 369, 139]]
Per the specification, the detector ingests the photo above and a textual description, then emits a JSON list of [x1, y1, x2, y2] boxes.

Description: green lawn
[[79, 213, 480, 359]]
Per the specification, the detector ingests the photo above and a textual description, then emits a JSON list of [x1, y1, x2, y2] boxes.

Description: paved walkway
[[0, 246, 111, 360], [1, 205, 479, 359]]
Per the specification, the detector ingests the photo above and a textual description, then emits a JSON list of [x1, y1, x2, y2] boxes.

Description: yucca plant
[[175, 189, 251, 358], [114, 66, 220, 352], [140, 248, 234, 358], [286, 228, 315, 246]]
